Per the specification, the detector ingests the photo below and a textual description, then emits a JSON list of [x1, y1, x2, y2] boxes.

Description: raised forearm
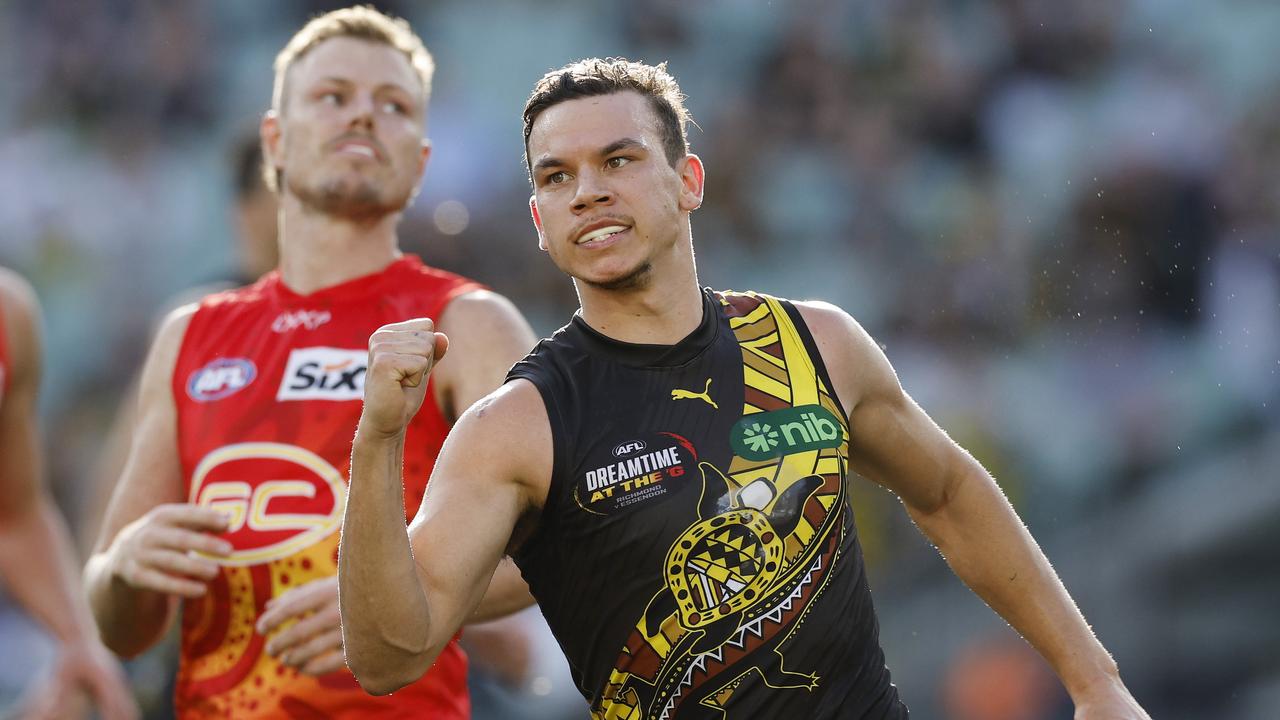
[[908, 456, 1119, 698], [340, 430, 436, 694]]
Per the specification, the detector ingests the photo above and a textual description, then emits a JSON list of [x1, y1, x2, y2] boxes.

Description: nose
[[346, 92, 376, 132], [571, 168, 613, 214]]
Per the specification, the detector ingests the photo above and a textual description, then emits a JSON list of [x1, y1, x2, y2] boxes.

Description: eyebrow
[[315, 76, 415, 96], [601, 137, 647, 156], [532, 137, 649, 175]]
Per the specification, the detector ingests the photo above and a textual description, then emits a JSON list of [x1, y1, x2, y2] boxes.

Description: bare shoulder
[[792, 299, 903, 413], [148, 303, 199, 360], [437, 289, 527, 330], [434, 288, 536, 355], [0, 268, 42, 381], [136, 302, 200, 396], [432, 289, 538, 418], [455, 378, 549, 455], [0, 266, 39, 328], [792, 299, 875, 352], [445, 378, 552, 507]]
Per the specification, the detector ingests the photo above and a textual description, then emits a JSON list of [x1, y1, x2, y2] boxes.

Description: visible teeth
[[340, 144, 375, 158], [577, 225, 627, 244]]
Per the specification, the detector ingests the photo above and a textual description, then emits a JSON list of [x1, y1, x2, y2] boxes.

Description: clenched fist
[[359, 318, 449, 439]]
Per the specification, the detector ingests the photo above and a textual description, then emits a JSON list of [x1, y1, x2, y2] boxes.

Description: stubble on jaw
[[580, 261, 654, 292], [286, 172, 409, 223]]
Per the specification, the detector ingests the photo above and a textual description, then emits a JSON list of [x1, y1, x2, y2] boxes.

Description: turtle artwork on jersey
[[592, 295, 854, 719]]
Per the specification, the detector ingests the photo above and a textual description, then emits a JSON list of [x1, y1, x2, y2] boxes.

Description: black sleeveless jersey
[[507, 288, 908, 720]]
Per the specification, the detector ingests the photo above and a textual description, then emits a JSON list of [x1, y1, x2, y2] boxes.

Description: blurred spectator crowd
[[0, 1, 1276, 718]]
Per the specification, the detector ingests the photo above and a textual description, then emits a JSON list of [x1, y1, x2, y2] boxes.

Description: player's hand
[[360, 318, 449, 439], [107, 504, 232, 597], [257, 576, 345, 675], [1072, 677, 1151, 719], [18, 639, 140, 720]]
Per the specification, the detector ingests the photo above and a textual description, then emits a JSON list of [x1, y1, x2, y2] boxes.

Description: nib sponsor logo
[[272, 309, 332, 333], [187, 358, 257, 402], [730, 405, 843, 460], [276, 347, 367, 401]]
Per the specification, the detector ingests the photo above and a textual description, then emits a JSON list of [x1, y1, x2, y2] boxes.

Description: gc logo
[[189, 442, 346, 566]]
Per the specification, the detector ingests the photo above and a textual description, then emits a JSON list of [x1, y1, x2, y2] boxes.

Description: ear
[[676, 153, 705, 212], [261, 110, 283, 182], [529, 196, 548, 252], [418, 138, 432, 177]]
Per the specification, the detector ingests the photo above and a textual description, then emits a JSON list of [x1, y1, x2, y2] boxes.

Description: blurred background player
[[0, 266, 137, 719], [83, 7, 535, 718]]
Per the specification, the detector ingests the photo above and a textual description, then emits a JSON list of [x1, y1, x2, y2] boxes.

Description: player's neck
[[576, 248, 703, 346], [276, 196, 402, 295]]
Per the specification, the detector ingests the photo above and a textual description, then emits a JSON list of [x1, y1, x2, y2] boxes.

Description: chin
[[580, 261, 653, 291], [295, 175, 410, 220]]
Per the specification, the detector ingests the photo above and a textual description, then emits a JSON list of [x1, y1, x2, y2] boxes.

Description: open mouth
[[335, 144, 376, 159], [576, 224, 629, 247], [331, 138, 382, 161]]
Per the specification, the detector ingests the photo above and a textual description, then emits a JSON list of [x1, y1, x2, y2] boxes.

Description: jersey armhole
[[170, 301, 211, 414], [779, 299, 853, 431], [503, 369, 566, 555]]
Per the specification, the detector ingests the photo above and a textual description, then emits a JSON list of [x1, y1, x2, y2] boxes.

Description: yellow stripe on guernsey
[[726, 296, 828, 560]]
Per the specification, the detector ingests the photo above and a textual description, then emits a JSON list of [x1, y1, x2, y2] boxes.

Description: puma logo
[[671, 378, 718, 409]]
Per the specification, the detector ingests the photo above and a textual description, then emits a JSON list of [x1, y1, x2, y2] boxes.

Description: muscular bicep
[[432, 290, 538, 422], [91, 306, 192, 552], [797, 301, 965, 515], [407, 379, 550, 641], [846, 379, 968, 515]]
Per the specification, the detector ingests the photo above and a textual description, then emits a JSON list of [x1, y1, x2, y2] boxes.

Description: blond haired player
[[85, 7, 534, 717]]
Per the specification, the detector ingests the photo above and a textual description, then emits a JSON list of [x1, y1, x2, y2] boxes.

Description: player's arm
[[432, 289, 539, 621], [0, 270, 92, 671], [256, 292, 539, 676], [84, 305, 232, 657], [339, 319, 548, 695], [796, 301, 1150, 719], [0, 269, 138, 720]]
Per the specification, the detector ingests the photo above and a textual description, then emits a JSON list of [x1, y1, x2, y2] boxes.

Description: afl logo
[[188, 442, 345, 566], [187, 358, 256, 402], [614, 439, 647, 457]]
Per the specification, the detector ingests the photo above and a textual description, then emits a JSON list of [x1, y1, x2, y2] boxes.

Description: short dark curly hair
[[523, 58, 692, 180]]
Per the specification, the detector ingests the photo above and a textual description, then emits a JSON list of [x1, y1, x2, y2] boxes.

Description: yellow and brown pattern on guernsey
[[177, 532, 348, 717], [594, 292, 851, 720]]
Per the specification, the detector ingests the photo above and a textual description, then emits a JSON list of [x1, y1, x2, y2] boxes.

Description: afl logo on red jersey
[[187, 358, 257, 402], [188, 442, 345, 566]]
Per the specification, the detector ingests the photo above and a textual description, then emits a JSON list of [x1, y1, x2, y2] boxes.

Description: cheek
[[283, 126, 315, 162], [391, 135, 424, 170]]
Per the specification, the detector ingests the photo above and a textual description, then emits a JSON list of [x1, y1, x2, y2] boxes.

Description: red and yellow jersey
[[171, 255, 478, 719]]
